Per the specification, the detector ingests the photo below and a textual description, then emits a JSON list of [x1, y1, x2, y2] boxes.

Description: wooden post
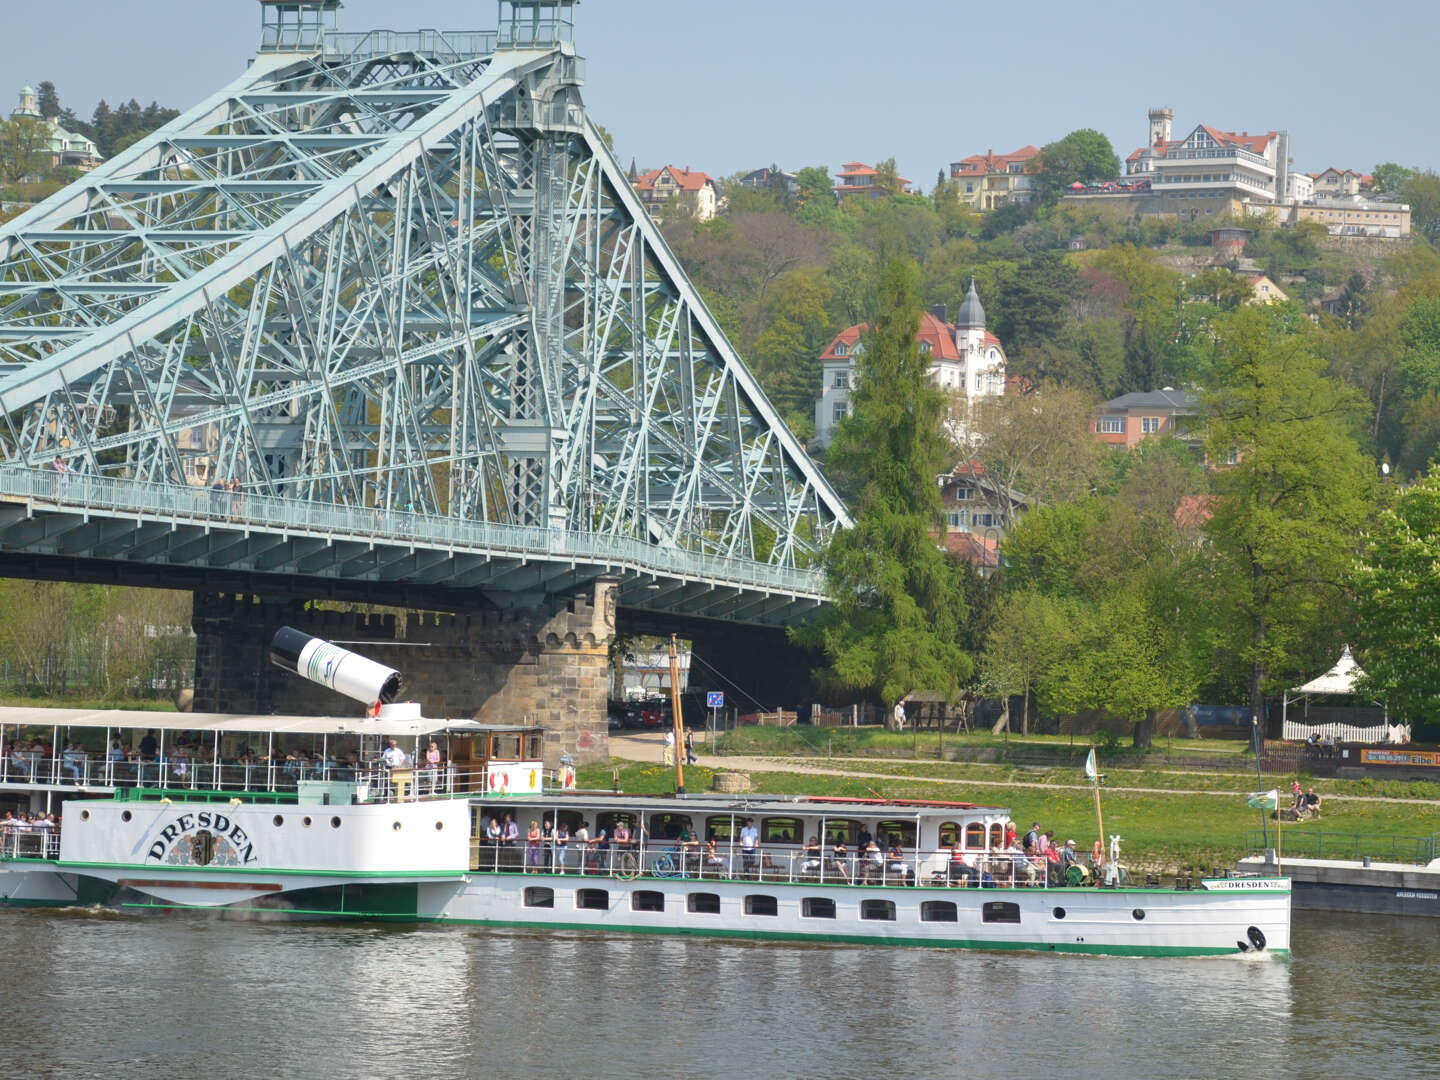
[[669, 634, 685, 794]]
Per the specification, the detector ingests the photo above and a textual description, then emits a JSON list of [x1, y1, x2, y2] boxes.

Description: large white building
[[813, 279, 1006, 448], [10, 85, 102, 172]]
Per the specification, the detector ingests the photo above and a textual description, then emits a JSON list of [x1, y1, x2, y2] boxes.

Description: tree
[[1203, 308, 1375, 722], [36, 81, 61, 120], [1372, 162, 1411, 197], [1032, 129, 1120, 205], [1353, 472, 1440, 733], [872, 157, 904, 198], [0, 116, 51, 183], [793, 256, 972, 703], [795, 166, 832, 208], [981, 590, 1073, 734]]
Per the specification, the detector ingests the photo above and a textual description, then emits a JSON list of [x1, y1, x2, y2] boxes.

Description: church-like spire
[[956, 276, 985, 329]]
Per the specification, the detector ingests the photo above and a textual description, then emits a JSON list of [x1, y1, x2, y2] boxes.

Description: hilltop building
[[948, 145, 1041, 211], [833, 161, 912, 199], [813, 279, 1005, 448], [630, 165, 718, 222], [9, 85, 103, 172]]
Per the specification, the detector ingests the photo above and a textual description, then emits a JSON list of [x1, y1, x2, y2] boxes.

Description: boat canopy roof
[[544, 791, 1010, 820], [0, 706, 539, 740]]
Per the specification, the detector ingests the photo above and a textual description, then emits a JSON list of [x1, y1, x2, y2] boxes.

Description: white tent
[[1282, 646, 1409, 744]]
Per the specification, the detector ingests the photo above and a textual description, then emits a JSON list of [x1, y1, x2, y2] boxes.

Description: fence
[[1245, 829, 1439, 866]]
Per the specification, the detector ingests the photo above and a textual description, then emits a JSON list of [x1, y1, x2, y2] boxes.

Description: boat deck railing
[[0, 826, 59, 861], [1245, 828, 1439, 866], [0, 753, 561, 802], [466, 843, 1068, 889]]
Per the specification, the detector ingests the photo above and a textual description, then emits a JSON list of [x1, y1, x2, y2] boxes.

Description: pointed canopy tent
[[1282, 646, 1407, 744]]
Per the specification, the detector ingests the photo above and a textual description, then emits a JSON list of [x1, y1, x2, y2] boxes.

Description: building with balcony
[[937, 460, 1029, 575], [9, 85, 103, 172], [630, 165, 718, 222], [1309, 168, 1372, 198], [833, 161, 912, 199], [1294, 196, 1411, 238], [948, 146, 1041, 211], [813, 280, 1006, 448], [1092, 388, 1201, 451]]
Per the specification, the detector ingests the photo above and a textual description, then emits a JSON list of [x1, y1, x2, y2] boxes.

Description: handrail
[[1244, 828, 1438, 866], [0, 466, 826, 599]]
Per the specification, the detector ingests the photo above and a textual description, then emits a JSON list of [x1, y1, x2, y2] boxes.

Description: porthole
[[393, 821, 403, 832], [302, 816, 312, 827], [435, 821, 444, 831], [330, 816, 342, 829], [1053, 907, 1067, 920], [1132, 908, 1146, 921], [80, 810, 91, 822], [273, 815, 285, 827], [121, 810, 132, 822]]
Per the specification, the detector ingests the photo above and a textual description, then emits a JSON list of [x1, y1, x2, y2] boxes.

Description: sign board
[[706, 691, 724, 709]]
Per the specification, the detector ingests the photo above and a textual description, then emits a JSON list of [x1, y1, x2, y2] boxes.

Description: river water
[[1, 907, 1435, 1079]]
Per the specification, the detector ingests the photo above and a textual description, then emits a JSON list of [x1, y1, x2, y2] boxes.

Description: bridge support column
[[191, 580, 617, 766]]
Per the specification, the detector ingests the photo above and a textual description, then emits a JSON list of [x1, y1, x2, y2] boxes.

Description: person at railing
[[422, 741, 442, 794], [571, 819, 590, 873], [948, 842, 975, 887], [676, 823, 699, 875], [541, 817, 555, 868], [612, 819, 630, 855], [591, 826, 612, 874], [501, 814, 520, 847], [554, 819, 570, 872], [60, 743, 86, 783], [485, 816, 501, 846], [703, 838, 727, 878], [827, 840, 851, 884], [886, 839, 913, 886], [800, 836, 822, 876], [10, 745, 32, 779], [739, 818, 759, 876], [526, 820, 542, 869]]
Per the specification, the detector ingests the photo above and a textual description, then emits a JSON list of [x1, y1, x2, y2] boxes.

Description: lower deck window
[[802, 897, 836, 919], [688, 892, 720, 914], [921, 900, 958, 922], [860, 899, 896, 921], [745, 894, 778, 917], [631, 890, 665, 913], [982, 901, 1021, 924], [523, 886, 554, 909], [576, 888, 609, 911]]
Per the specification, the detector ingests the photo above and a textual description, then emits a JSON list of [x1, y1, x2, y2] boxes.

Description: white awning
[[1290, 646, 1365, 696], [0, 707, 536, 739]]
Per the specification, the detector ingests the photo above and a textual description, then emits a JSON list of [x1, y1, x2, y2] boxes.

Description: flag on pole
[[1247, 789, 1279, 810], [1084, 748, 1097, 781]]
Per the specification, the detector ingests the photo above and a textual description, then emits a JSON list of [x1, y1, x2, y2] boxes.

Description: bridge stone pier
[[192, 580, 618, 767]]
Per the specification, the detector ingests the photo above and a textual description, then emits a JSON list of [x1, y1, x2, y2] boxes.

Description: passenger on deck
[[572, 820, 590, 872], [424, 740, 442, 792], [828, 840, 851, 884], [740, 818, 759, 875], [1004, 822, 1018, 849], [139, 730, 158, 761], [948, 841, 974, 886], [855, 825, 873, 852], [886, 838, 913, 885], [527, 820, 541, 867], [591, 826, 611, 873], [1024, 822, 1040, 853], [555, 820, 570, 871], [541, 818, 555, 867], [485, 816, 501, 845], [502, 814, 520, 847], [704, 838, 726, 876], [62, 744, 86, 781], [9, 747, 30, 778], [862, 840, 883, 883], [613, 820, 631, 851], [800, 836, 822, 874]]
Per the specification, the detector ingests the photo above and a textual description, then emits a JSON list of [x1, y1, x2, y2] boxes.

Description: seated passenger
[[800, 836, 822, 874], [9, 747, 30, 777], [886, 839, 913, 884], [828, 841, 851, 884], [948, 841, 974, 886], [704, 839, 726, 876], [62, 744, 86, 781]]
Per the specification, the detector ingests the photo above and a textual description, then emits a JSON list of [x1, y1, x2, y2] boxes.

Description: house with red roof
[[813, 279, 1006, 448], [948, 145, 1041, 211], [630, 165, 718, 222], [936, 459, 1030, 575], [833, 161, 912, 199], [1309, 168, 1372, 199]]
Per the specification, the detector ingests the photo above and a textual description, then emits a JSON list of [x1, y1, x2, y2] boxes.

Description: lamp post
[[1251, 713, 1269, 852]]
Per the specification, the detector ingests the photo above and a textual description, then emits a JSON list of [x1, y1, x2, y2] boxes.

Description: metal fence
[[1245, 829, 1439, 866]]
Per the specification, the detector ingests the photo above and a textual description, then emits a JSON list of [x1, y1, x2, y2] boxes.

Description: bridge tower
[[0, 1, 849, 761]]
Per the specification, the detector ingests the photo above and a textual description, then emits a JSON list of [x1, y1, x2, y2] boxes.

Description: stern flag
[[1084, 748, 1097, 781], [1247, 789, 1279, 810]]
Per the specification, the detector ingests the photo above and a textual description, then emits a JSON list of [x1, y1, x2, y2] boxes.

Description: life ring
[[560, 766, 576, 789], [498, 772, 511, 796], [1092, 841, 1103, 866]]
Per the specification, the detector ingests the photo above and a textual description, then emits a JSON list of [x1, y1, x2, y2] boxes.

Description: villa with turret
[[813, 279, 1006, 449], [9, 85, 103, 172]]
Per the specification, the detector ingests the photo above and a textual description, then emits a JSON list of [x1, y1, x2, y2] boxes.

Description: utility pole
[[669, 634, 685, 794]]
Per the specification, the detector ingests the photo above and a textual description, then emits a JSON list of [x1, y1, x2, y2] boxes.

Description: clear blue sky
[[8, 0, 1438, 185]]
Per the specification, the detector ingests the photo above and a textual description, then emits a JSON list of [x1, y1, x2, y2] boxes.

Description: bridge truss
[[0, 1, 848, 619]]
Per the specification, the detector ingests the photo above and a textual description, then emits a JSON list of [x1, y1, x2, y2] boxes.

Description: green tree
[[1032, 129, 1120, 206], [794, 256, 972, 703], [981, 590, 1073, 734], [36, 81, 61, 120], [1354, 472, 1440, 733], [1203, 308, 1375, 721], [1372, 162, 1411, 197]]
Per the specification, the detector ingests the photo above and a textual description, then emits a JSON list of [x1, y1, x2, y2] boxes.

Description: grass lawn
[[578, 760, 1440, 874], [0, 695, 178, 712], [711, 725, 1253, 760]]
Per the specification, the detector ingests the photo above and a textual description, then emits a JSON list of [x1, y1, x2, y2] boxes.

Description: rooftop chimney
[[931, 303, 948, 325]]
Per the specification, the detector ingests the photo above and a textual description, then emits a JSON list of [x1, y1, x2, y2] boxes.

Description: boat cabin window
[[576, 888, 609, 911], [597, 812, 638, 835], [802, 897, 836, 919], [938, 822, 961, 847], [965, 823, 986, 849], [631, 890, 665, 913], [648, 814, 693, 840], [922, 901, 958, 922], [523, 887, 554, 908], [526, 734, 542, 758], [688, 892, 721, 914], [552, 810, 585, 834], [822, 819, 862, 845], [490, 734, 523, 761], [989, 823, 1004, 849], [761, 817, 801, 844], [981, 901, 1021, 924], [860, 899, 896, 921], [744, 895, 778, 917], [876, 820, 916, 847], [705, 816, 736, 841]]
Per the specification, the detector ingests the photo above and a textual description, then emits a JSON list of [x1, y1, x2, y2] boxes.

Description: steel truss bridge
[[0, 1, 848, 626]]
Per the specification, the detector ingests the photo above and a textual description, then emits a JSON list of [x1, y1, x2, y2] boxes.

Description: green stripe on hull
[[55, 860, 463, 879]]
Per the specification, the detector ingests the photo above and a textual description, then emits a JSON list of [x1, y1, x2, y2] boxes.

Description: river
[[1, 907, 1435, 1079]]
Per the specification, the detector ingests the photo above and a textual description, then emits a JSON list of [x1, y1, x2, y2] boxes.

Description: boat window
[[576, 888, 609, 911], [745, 894, 778, 917], [921, 901, 958, 922], [705, 816, 736, 841], [937, 822, 961, 847], [523, 887, 554, 908], [761, 817, 801, 844], [860, 899, 896, 921], [648, 813, 693, 840], [631, 890, 665, 913], [492, 734, 522, 761], [965, 823, 985, 849], [597, 811, 638, 834], [552, 810, 585, 834], [876, 820, 916, 847], [688, 892, 721, 914], [822, 819, 862, 844], [989, 823, 1004, 849], [981, 901, 1021, 924], [525, 734, 542, 758], [802, 897, 836, 919]]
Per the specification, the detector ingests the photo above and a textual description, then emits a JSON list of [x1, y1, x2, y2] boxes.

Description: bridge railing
[[322, 30, 498, 62], [0, 467, 825, 598]]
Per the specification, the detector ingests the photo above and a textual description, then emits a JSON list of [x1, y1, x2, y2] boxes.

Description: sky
[[7, 0, 1440, 186]]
